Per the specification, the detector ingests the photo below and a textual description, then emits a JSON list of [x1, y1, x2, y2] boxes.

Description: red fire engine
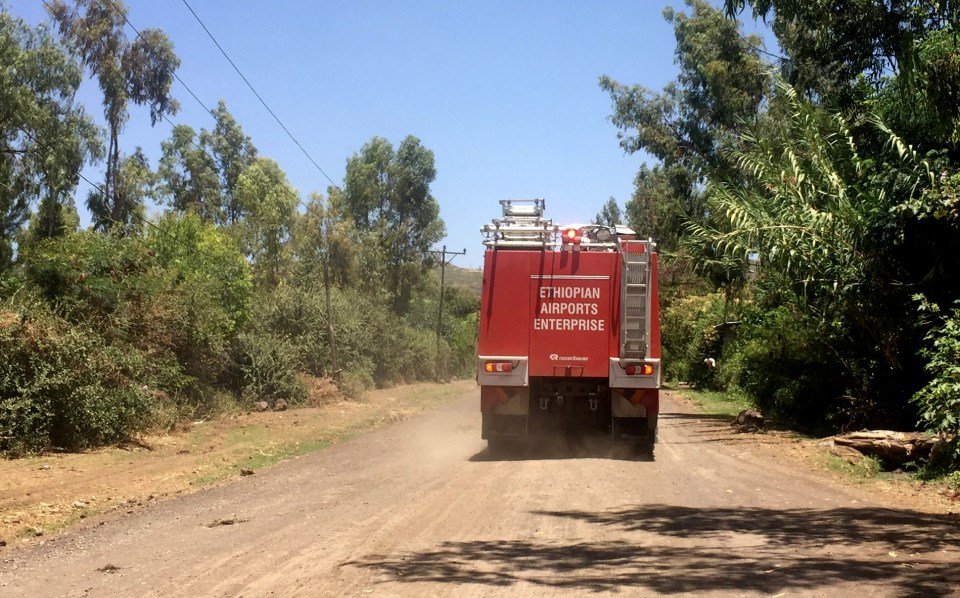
[[477, 199, 661, 452]]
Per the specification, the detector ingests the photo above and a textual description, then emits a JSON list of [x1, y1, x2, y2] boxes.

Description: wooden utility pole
[[427, 245, 466, 380], [321, 212, 341, 384]]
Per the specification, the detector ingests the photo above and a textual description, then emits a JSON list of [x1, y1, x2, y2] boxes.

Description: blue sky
[[12, 0, 765, 270]]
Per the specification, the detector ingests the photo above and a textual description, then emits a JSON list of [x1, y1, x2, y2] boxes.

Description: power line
[[46, 0, 324, 223], [179, 0, 340, 190], [92, 0, 217, 118], [98, 0, 337, 213]]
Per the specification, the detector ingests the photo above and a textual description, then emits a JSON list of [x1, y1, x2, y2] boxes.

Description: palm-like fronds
[[687, 76, 932, 312]]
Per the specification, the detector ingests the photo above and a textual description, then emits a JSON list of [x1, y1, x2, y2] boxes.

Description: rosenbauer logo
[[549, 354, 589, 362]]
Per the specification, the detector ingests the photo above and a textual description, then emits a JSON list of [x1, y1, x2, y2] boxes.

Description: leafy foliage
[[342, 136, 445, 312], [0, 10, 100, 269], [48, 0, 179, 233], [0, 9, 477, 455], [913, 298, 960, 442], [0, 299, 154, 454]]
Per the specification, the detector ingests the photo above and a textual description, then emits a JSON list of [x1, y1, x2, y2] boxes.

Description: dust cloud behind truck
[[477, 199, 661, 453]]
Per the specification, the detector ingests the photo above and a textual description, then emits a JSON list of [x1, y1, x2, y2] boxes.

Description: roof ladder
[[620, 240, 650, 360]]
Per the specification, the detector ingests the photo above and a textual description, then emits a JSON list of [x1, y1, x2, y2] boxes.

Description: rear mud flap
[[482, 413, 527, 439]]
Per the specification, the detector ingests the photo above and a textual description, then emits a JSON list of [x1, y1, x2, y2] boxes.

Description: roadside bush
[[720, 306, 844, 432], [448, 311, 479, 378], [340, 369, 374, 399], [661, 292, 726, 387], [0, 301, 154, 454], [912, 298, 960, 466], [254, 283, 331, 377], [20, 228, 238, 408], [230, 331, 307, 406], [22, 231, 163, 328]]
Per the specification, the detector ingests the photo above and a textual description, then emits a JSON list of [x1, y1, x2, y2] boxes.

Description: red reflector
[[484, 362, 513, 373], [625, 365, 637, 375]]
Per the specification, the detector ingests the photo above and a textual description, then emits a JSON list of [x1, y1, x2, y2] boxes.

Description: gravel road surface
[[1, 389, 958, 597]]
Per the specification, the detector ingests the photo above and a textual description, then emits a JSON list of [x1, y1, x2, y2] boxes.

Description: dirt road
[[1, 389, 958, 597]]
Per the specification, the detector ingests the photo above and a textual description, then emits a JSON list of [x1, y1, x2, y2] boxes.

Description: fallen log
[[822, 431, 949, 469]]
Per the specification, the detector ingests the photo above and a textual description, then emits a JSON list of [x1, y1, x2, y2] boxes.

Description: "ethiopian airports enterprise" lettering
[[534, 286, 605, 331], [533, 318, 605, 331]]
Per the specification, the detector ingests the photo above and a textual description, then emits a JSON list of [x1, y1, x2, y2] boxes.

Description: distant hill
[[442, 264, 483, 297]]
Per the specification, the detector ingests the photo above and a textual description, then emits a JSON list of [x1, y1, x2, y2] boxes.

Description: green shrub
[[720, 305, 844, 432], [340, 369, 374, 399], [0, 301, 154, 454], [913, 298, 960, 466], [661, 292, 726, 388], [231, 331, 307, 406]]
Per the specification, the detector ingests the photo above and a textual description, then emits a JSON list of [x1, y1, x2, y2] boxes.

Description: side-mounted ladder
[[620, 240, 651, 360]]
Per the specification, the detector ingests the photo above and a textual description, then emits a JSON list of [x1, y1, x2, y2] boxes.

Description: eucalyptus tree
[[593, 197, 622, 227], [0, 10, 100, 267], [88, 147, 153, 234], [157, 124, 222, 222], [723, 0, 960, 110], [234, 157, 298, 286], [342, 135, 444, 313], [601, 0, 768, 292], [48, 0, 179, 233], [206, 100, 257, 225], [601, 0, 767, 198]]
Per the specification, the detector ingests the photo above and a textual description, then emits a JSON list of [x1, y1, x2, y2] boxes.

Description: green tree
[[234, 157, 298, 286], [0, 10, 100, 268], [292, 191, 358, 287], [724, 0, 960, 110], [206, 100, 257, 225], [625, 165, 687, 251], [157, 124, 222, 221], [594, 197, 622, 226], [601, 1, 768, 191], [687, 78, 941, 427], [600, 0, 769, 292], [48, 0, 179, 233], [342, 135, 445, 312], [86, 147, 153, 234]]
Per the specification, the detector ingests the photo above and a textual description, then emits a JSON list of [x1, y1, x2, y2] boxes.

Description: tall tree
[[0, 10, 100, 268], [157, 124, 222, 221], [48, 0, 179, 233], [342, 135, 445, 312], [624, 165, 687, 251], [594, 197, 622, 226], [724, 0, 960, 110], [601, 0, 769, 293], [234, 157, 298, 286], [292, 191, 358, 287], [601, 0, 768, 185], [206, 100, 257, 225]]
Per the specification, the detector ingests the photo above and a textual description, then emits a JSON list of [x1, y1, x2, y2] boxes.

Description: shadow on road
[[659, 411, 800, 446], [344, 504, 960, 596], [468, 435, 655, 463]]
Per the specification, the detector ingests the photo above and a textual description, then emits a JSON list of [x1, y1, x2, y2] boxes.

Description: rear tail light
[[625, 364, 654, 376], [484, 362, 513, 373]]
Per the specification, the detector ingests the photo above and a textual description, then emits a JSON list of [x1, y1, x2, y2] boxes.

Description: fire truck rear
[[477, 199, 661, 452]]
